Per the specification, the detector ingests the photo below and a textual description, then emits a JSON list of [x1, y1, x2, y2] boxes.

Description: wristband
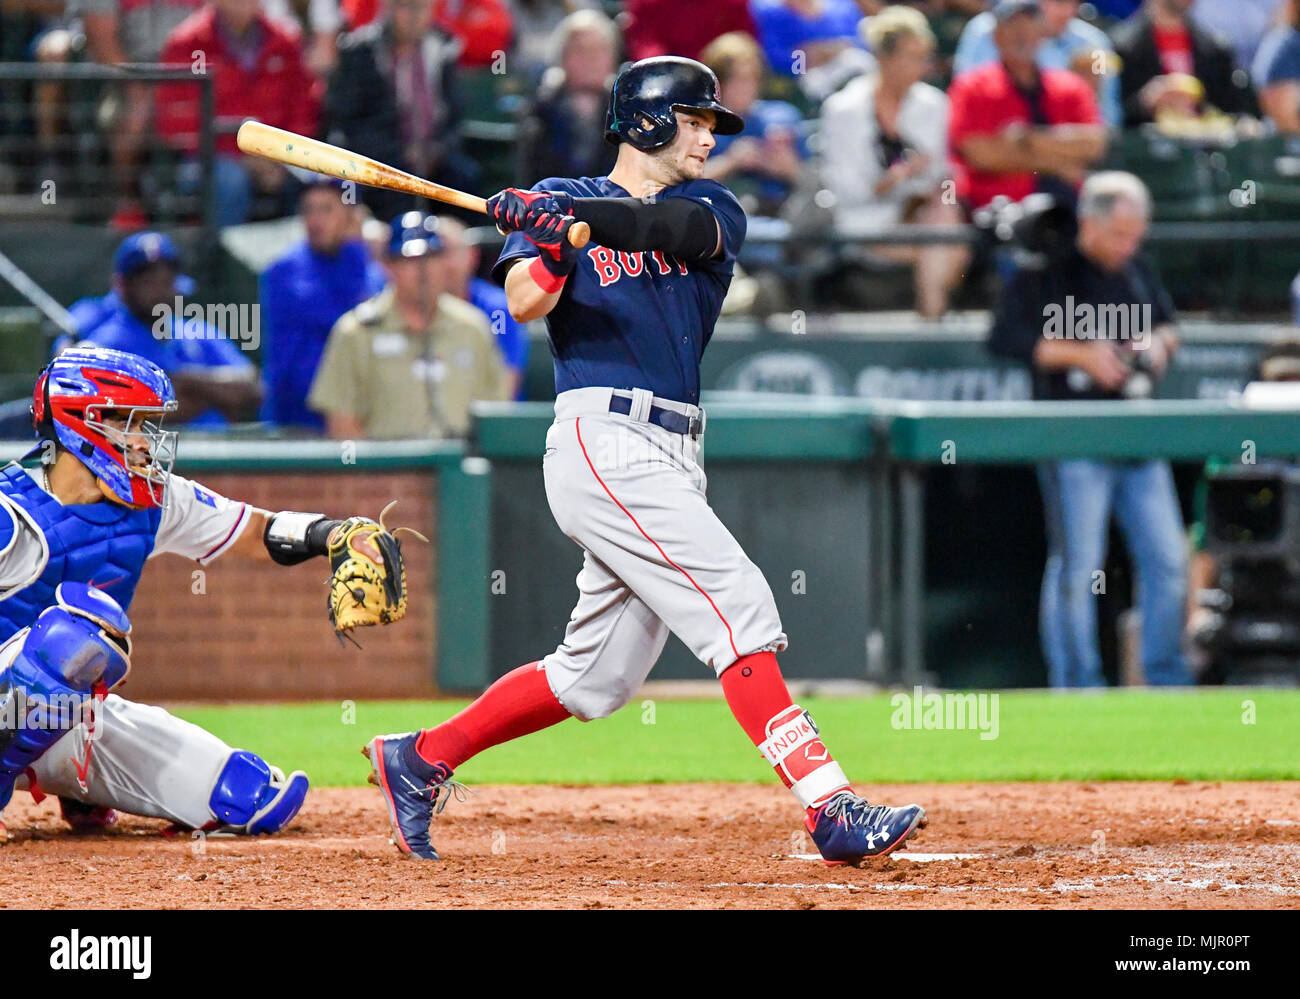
[[264, 511, 342, 565], [528, 255, 569, 294]]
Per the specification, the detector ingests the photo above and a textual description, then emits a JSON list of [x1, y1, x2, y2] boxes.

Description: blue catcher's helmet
[[31, 346, 178, 509], [604, 56, 744, 152]]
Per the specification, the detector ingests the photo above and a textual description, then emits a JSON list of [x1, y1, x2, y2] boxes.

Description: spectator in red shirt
[[434, 0, 512, 67], [340, 0, 511, 66], [157, 0, 321, 226], [622, 0, 756, 62], [1111, 0, 1256, 126], [948, 0, 1107, 212]]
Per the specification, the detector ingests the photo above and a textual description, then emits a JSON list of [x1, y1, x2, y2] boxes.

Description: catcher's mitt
[[327, 501, 428, 639]]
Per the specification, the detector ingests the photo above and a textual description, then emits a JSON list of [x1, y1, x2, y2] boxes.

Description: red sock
[[415, 662, 570, 770], [720, 652, 851, 817]]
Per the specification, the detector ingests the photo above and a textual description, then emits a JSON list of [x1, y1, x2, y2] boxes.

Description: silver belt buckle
[[688, 407, 706, 440]]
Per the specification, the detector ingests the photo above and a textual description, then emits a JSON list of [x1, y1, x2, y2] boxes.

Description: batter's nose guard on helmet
[[605, 56, 745, 151]]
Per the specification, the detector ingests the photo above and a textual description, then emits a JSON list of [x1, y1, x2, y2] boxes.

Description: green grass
[[171, 689, 1300, 787]]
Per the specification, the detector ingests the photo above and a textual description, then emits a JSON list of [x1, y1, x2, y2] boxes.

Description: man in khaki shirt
[[308, 212, 509, 439]]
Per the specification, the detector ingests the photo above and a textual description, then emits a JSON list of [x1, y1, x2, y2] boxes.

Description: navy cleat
[[363, 733, 464, 860], [807, 791, 926, 866]]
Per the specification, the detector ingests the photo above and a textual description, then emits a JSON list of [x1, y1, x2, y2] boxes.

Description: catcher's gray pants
[[540, 388, 787, 721], [19, 694, 235, 829]]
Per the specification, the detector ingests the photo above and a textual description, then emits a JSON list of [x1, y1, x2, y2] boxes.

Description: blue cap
[[388, 212, 444, 258], [113, 231, 181, 276]]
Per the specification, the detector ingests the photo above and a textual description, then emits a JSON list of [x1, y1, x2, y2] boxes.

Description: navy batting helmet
[[605, 56, 744, 151]]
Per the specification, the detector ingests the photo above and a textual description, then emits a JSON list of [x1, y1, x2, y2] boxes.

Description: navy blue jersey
[[492, 176, 746, 407]]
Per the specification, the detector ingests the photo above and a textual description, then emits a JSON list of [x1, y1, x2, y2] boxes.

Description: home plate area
[[2, 782, 1297, 909]]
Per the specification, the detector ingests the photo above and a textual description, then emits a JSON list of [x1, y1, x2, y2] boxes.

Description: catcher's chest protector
[[0, 463, 161, 641]]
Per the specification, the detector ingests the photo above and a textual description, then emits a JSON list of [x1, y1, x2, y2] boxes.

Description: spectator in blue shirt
[[953, 0, 1124, 127], [750, 0, 874, 99], [259, 178, 388, 430], [1192, 0, 1282, 77], [60, 232, 261, 427], [435, 215, 530, 400]]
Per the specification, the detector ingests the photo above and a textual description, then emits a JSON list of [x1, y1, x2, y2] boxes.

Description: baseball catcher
[[0, 346, 417, 843]]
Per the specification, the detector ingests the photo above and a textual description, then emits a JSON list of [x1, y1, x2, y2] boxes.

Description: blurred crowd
[[1, 1, 1293, 241], [1, 0, 1298, 444]]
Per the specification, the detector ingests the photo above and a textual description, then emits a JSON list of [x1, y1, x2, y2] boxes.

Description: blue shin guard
[[209, 750, 310, 834]]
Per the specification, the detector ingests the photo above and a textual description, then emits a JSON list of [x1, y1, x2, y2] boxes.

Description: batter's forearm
[[505, 259, 564, 322], [571, 197, 718, 259]]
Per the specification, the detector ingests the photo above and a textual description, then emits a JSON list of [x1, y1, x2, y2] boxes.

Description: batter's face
[[654, 110, 718, 184]]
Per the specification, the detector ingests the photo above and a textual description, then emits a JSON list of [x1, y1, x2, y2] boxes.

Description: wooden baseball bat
[[236, 121, 591, 248]]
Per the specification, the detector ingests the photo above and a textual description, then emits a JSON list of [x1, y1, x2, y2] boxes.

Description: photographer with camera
[[988, 171, 1190, 688]]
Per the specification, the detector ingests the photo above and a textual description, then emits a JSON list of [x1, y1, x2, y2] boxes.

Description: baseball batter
[[0, 345, 410, 842], [365, 56, 926, 866]]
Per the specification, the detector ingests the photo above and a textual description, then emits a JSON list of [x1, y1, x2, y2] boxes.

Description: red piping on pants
[[575, 417, 740, 660]]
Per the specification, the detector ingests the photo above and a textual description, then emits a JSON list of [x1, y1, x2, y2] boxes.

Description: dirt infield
[[3, 782, 1297, 909]]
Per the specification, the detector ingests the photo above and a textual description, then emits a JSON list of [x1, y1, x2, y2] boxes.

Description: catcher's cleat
[[59, 797, 118, 831], [807, 791, 926, 866], [363, 733, 465, 860]]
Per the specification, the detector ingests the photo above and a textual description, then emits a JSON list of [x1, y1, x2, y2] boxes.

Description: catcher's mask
[[31, 346, 179, 509]]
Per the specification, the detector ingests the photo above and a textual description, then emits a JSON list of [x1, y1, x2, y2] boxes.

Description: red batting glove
[[524, 212, 579, 293]]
